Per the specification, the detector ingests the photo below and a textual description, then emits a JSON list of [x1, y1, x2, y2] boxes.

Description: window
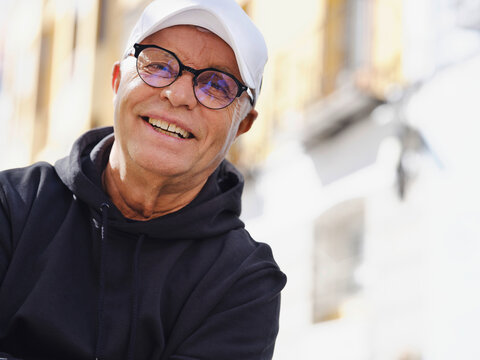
[[322, 0, 370, 95], [313, 198, 365, 322]]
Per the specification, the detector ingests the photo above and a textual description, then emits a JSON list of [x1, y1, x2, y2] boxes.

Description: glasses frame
[[133, 43, 254, 110]]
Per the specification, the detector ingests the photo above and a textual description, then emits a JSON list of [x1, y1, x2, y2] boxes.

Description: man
[[0, 0, 286, 359]]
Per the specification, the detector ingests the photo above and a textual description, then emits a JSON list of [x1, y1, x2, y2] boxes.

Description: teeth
[[155, 128, 182, 139], [148, 118, 191, 139]]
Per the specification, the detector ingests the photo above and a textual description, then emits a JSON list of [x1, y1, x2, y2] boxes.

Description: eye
[[205, 82, 229, 100], [205, 80, 223, 92], [210, 79, 226, 90], [198, 72, 236, 100], [138, 49, 179, 77], [143, 62, 176, 78]]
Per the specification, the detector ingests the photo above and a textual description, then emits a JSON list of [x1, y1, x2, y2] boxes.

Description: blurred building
[[238, 1, 480, 360], [0, 0, 151, 169]]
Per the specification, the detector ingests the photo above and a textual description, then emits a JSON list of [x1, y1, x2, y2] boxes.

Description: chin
[[141, 155, 196, 178]]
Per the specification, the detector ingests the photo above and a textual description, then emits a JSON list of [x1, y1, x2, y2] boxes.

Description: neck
[[102, 155, 207, 222]]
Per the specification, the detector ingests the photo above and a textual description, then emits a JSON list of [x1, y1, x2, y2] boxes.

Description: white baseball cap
[[123, 0, 268, 105]]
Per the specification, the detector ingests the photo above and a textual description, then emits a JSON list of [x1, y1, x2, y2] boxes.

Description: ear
[[236, 108, 258, 138], [112, 61, 121, 94]]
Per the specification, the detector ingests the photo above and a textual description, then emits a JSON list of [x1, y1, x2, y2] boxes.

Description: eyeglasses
[[132, 43, 254, 110]]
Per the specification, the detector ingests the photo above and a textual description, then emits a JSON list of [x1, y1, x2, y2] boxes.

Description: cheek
[[113, 82, 149, 154], [114, 79, 149, 127], [223, 100, 244, 140], [114, 62, 143, 107], [210, 106, 241, 156], [216, 107, 237, 139]]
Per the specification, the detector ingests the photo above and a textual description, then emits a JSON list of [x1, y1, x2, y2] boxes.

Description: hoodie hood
[[54, 126, 245, 240]]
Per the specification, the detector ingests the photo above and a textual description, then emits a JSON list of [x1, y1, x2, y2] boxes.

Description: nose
[[160, 71, 198, 110]]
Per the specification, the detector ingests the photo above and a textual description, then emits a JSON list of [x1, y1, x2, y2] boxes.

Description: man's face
[[111, 25, 256, 186]]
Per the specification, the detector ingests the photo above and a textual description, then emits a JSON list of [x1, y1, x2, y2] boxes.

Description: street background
[[1, 0, 480, 359]]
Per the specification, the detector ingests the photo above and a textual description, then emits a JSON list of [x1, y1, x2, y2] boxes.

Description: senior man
[[0, 0, 286, 359]]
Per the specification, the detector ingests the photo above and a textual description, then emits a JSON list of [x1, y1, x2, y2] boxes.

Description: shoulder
[[165, 229, 286, 359], [0, 161, 58, 190], [176, 227, 286, 299], [207, 228, 286, 296], [0, 161, 64, 199], [0, 162, 70, 222], [222, 228, 281, 269]]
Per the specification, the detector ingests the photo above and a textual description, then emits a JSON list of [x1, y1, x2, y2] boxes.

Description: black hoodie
[[0, 127, 286, 360]]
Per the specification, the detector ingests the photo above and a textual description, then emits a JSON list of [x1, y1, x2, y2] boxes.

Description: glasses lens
[[195, 71, 239, 109], [137, 48, 179, 88]]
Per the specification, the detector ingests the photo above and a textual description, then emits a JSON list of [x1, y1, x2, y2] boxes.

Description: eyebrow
[[212, 64, 240, 76], [182, 54, 238, 77], [166, 47, 239, 78], [137, 43, 243, 82]]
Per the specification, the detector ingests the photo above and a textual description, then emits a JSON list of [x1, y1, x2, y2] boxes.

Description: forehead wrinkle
[[180, 43, 239, 77], [143, 25, 242, 80]]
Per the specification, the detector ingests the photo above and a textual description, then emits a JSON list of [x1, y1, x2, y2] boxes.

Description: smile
[[141, 116, 193, 139]]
